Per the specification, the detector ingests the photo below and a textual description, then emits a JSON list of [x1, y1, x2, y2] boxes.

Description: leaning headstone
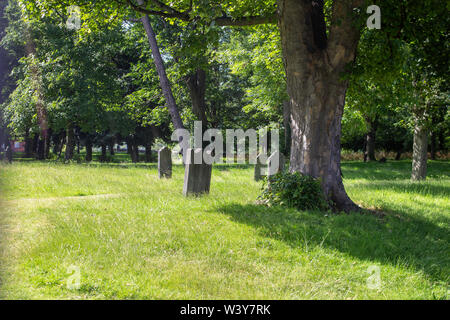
[[267, 151, 285, 176], [183, 148, 212, 196], [254, 154, 265, 181], [158, 146, 172, 178]]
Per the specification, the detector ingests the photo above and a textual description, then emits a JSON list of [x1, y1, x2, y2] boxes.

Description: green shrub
[[258, 171, 329, 211]]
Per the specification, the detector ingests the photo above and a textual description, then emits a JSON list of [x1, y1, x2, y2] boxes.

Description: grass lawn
[[0, 159, 449, 299]]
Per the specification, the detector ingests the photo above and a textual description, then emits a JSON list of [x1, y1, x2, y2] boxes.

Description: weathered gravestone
[[255, 151, 285, 181], [254, 154, 265, 181], [158, 146, 172, 178], [267, 150, 285, 176], [183, 148, 212, 196]]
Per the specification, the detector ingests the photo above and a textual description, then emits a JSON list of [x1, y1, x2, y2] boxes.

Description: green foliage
[[218, 25, 286, 127], [258, 171, 329, 211]]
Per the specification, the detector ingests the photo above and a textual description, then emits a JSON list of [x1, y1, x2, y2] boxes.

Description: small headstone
[[268, 151, 285, 176], [183, 148, 212, 196], [254, 154, 265, 181], [158, 146, 172, 178]]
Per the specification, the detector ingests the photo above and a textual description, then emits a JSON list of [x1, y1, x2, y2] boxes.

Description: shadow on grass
[[341, 161, 450, 181], [215, 202, 449, 285], [351, 180, 450, 198]]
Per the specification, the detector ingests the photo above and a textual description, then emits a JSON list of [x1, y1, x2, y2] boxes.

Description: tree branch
[[327, 0, 365, 70], [214, 14, 277, 26], [149, 0, 187, 15], [122, 0, 276, 26], [123, 0, 190, 20]]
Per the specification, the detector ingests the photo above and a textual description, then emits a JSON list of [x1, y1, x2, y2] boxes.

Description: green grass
[[0, 159, 449, 299]]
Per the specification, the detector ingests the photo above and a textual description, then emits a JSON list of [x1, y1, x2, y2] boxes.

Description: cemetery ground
[[0, 158, 449, 299]]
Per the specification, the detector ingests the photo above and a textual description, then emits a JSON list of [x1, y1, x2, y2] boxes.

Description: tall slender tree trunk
[[100, 144, 107, 162], [85, 137, 93, 162], [411, 121, 428, 181], [364, 118, 378, 162], [44, 128, 51, 159], [37, 135, 45, 160], [430, 131, 437, 160], [279, 0, 363, 212], [127, 137, 132, 156], [26, 35, 49, 159], [186, 69, 208, 124], [65, 124, 75, 161], [109, 141, 115, 156], [130, 138, 139, 163], [145, 142, 152, 163], [138, 1, 184, 131], [133, 140, 139, 163], [31, 133, 39, 156], [24, 128, 33, 158], [57, 133, 65, 159]]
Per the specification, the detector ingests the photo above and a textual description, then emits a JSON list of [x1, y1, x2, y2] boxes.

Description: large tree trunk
[[186, 69, 208, 124], [411, 121, 428, 181], [65, 125, 75, 161], [44, 128, 51, 159], [364, 117, 378, 162], [283, 100, 291, 157], [279, 0, 363, 212]]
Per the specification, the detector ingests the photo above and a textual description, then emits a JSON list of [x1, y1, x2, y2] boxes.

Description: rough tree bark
[[411, 119, 428, 181], [283, 100, 291, 156], [279, 0, 363, 212], [186, 69, 208, 124]]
